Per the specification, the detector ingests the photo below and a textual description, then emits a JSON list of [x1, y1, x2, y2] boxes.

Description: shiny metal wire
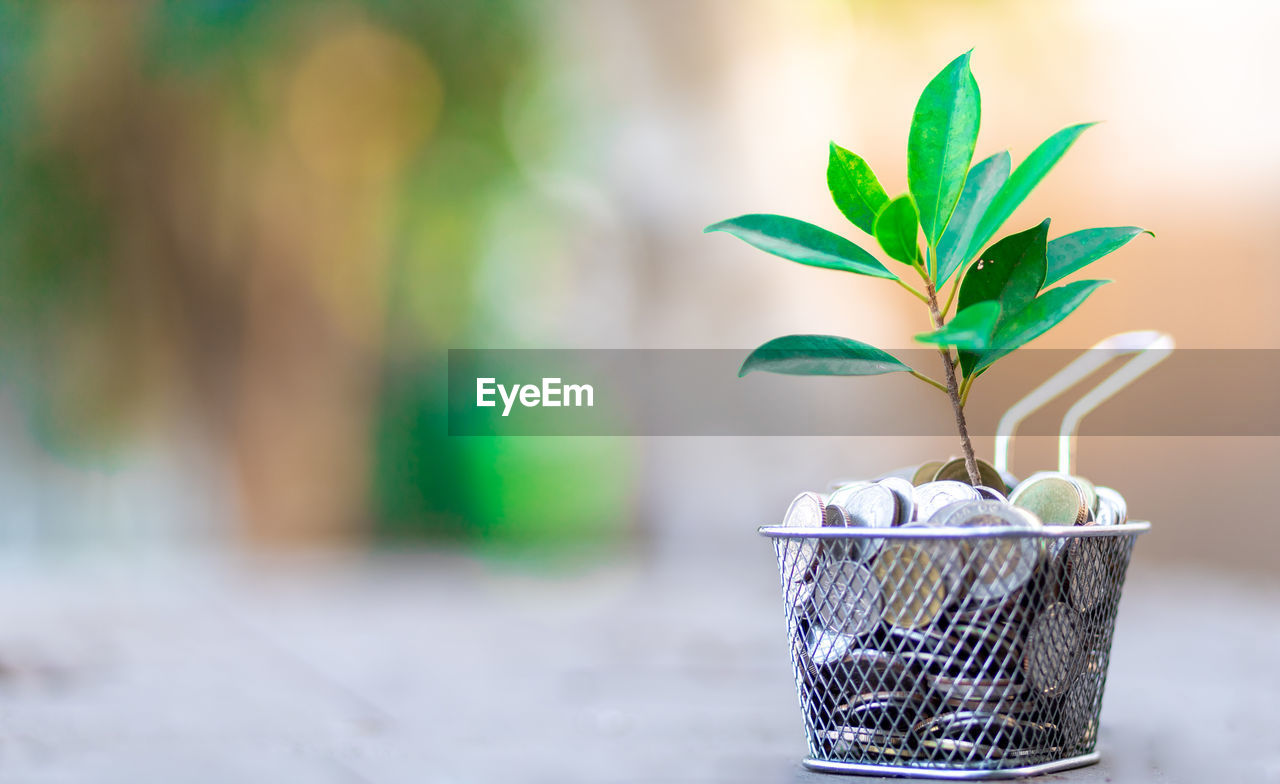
[[759, 522, 1146, 778]]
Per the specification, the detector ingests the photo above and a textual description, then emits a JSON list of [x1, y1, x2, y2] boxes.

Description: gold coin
[[871, 542, 948, 629], [912, 461, 944, 487], [933, 458, 1009, 495], [1009, 474, 1088, 525]]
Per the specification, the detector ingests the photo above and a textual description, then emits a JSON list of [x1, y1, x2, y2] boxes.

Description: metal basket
[[759, 332, 1171, 779]]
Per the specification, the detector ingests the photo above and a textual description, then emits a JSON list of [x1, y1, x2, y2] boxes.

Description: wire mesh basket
[[762, 520, 1147, 777], [759, 332, 1170, 779]]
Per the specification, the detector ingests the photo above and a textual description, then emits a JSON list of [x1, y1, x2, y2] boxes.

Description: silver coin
[[835, 689, 932, 718], [1066, 537, 1108, 613], [824, 504, 849, 527], [807, 626, 856, 667], [821, 726, 915, 757], [780, 492, 823, 589], [827, 481, 870, 510], [842, 484, 898, 529], [877, 477, 916, 525], [915, 711, 1060, 757], [1023, 602, 1084, 697], [938, 500, 1043, 605], [913, 481, 982, 522], [831, 691, 926, 746], [927, 673, 1032, 711], [1091, 501, 1116, 528], [974, 485, 1008, 502], [813, 560, 884, 638], [822, 504, 862, 561], [1095, 486, 1127, 525]]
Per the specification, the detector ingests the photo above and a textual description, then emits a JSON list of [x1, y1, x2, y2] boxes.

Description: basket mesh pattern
[[770, 529, 1136, 771]]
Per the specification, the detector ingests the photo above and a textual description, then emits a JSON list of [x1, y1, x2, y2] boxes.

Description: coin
[[900, 520, 969, 599], [820, 726, 916, 757], [820, 504, 863, 562], [912, 461, 944, 487], [947, 593, 1034, 652], [913, 481, 982, 522], [928, 673, 1033, 711], [842, 484, 898, 529], [935, 500, 1043, 605], [827, 481, 870, 510], [1074, 475, 1099, 517], [872, 541, 950, 629], [974, 485, 1008, 502], [943, 622, 1023, 666], [831, 690, 929, 746], [882, 625, 951, 664], [825, 504, 849, 528], [814, 560, 884, 638], [808, 626, 857, 667], [933, 458, 1009, 495], [1022, 602, 1084, 697], [1091, 501, 1116, 528], [1066, 536, 1108, 613], [780, 492, 824, 587], [1056, 649, 1107, 747], [1009, 473, 1089, 526], [915, 711, 1060, 758], [1095, 486, 1127, 525], [878, 477, 916, 525], [791, 634, 820, 685]]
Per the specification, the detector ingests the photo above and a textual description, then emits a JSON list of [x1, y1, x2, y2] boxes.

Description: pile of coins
[[775, 460, 1134, 767]]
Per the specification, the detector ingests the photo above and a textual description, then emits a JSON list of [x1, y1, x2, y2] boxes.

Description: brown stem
[[923, 277, 982, 486]]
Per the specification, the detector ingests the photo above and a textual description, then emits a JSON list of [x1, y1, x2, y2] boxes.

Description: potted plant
[[706, 51, 1152, 778]]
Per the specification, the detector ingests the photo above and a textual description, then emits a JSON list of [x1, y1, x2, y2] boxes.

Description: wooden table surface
[[0, 549, 1273, 784]]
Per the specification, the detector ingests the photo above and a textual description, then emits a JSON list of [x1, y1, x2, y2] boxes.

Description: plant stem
[[922, 274, 982, 486], [942, 276, 961, 317], [894, 277, 930, 305], [909, 371, 948, 393]]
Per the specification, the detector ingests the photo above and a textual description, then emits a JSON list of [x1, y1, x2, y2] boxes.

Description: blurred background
[[0, 0, 1276, 575]]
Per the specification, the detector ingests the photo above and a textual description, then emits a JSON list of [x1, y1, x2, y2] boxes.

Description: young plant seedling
[[706, 51, 1150, 486]]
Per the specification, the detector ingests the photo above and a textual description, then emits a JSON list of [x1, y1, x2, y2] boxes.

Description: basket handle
[[993, 330, 1174, 476]]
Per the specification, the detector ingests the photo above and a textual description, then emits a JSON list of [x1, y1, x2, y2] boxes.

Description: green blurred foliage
[[0, 0, 633, 550]]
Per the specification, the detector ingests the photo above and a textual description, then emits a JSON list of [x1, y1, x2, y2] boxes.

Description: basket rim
[[757, 521, 1149, 540]]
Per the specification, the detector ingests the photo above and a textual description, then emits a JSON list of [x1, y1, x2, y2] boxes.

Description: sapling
[[706, 51, 1150, 486]]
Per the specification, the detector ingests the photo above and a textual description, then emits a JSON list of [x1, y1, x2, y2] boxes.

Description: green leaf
[[958, 220, 1049, 317], [936, 151, 1010, 286], [908, 51, 982, 248], [1045, 226, 1152, 285], [704, 214, 896, 279], [874, 195, 921, 264], [739, 335, 912, 377], [914, 301, 1001, 350], [957, 220, 1050, 376], [974, 279, 1111, 373], [967, 123, 1095, 261], [828, 143, 890, 235]]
